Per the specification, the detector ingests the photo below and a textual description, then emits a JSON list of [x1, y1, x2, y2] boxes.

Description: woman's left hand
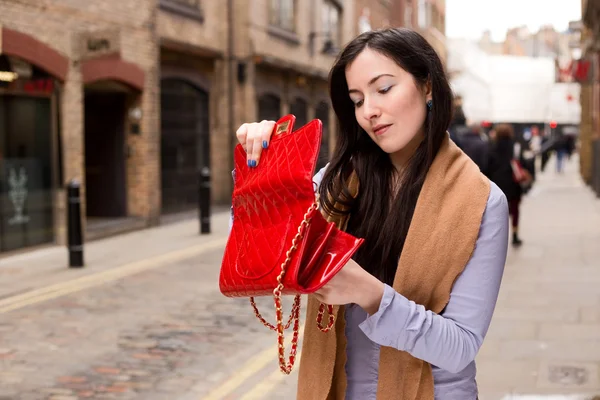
[[314, 259, 385, 315]]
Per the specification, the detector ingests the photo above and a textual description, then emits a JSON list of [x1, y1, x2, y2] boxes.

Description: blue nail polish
[[252, 160, 258, 167], [262, 140, 268, 149], [247, 160, 252, 167]]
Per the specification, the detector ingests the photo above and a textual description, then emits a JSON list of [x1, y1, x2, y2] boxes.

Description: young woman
[[234, 28, 508, 400], [487, 123, 527, 246]]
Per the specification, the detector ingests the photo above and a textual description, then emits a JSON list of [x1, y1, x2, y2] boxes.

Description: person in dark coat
[[448, 95, 465, 149], [459, 123, 490, 175], [486, 123, 527, 247]]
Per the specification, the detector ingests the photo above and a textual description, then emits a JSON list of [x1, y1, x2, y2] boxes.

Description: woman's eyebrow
[[348, 74, 395, 94]]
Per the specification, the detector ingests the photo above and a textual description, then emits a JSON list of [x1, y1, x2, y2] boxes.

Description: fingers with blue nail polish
[[235, 120, 275, 168]]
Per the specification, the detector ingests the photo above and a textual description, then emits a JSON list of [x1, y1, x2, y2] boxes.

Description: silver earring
[[426, 100, 433, 110]]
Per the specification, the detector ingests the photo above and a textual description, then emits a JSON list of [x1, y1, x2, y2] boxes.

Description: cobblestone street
[[0, 212, 297, 400], [0, 155, 599, 400]]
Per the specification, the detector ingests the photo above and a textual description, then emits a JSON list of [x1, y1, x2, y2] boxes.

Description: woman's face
[[346, 48, 431, 166]]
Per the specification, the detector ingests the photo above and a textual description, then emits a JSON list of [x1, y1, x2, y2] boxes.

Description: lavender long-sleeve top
[[230, 165, 509, 400]]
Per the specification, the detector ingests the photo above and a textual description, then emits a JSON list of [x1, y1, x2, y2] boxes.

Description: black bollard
[[199, 166, 211, 234], [67, 179, 84, 267]]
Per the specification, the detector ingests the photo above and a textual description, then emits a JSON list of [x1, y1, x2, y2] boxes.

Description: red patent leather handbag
[[219, 114, 364, 374]]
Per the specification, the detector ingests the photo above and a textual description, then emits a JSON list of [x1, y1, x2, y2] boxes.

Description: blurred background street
[[0, 0, 596, 399]]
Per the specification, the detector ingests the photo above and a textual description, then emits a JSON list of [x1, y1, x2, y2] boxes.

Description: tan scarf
[[297, 134, 491, 400]]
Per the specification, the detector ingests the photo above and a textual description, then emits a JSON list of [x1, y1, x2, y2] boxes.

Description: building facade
[[401, 0, 447, 63], [0, 0, 449, 254], [157, 0, 229, 214], [580, 0, 600, 189], [352, 0, 447, 64], [0, 0, 361, 254], [0, 0, 160, 253], [233, 0, 356, 172]]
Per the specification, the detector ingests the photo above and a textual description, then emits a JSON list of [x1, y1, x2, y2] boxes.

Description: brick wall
[[157, 0, 230, 205], [354, 0, 397, 35], [0, 0, 160, 243], [157, 1, 227, 54]]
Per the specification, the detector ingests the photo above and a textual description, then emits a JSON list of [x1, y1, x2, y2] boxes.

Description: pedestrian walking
[[232, 28, 508, 399], [459, 122, 490, 175], [487, 123, 528, 246], [552, 134, 576, 173]]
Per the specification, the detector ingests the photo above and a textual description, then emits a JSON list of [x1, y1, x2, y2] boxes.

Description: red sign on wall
[[23, 79, 54, 94], [572, 59, 592, 83]]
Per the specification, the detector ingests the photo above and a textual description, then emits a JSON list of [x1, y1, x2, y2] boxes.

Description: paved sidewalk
[[476, 155, 600, 400], [0, 210, 231, 300]]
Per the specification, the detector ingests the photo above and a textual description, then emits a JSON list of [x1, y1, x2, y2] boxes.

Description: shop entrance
[[84, 91, 127, 218], [160, 78, 210, 214]]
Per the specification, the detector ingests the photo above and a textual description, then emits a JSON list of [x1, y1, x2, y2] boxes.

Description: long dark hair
[[318, 28, 453, 286]]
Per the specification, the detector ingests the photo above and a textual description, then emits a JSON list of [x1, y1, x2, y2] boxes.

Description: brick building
[[0, 0, 160, 254], [0, 0, 448, 254], [354, 0, 399, 34], [0, 0, 359, 254], [353, 0, 447, 63], [401, 0, 447, 63]]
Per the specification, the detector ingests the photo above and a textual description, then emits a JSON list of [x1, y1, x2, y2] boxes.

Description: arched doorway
[[290, 97, 308, 128], [257, 94, 281, 122], [160, 78, 210, 214], [82, 56, 145, 219], [315, 101, 331, 170], [83, 85, 130, 218]]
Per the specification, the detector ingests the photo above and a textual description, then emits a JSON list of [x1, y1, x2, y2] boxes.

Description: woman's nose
[[362, 98, 381, 120]]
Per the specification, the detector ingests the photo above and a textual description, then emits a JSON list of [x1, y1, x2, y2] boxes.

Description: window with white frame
[[322, 0, 341, 46], [269, 0, 296, 31]]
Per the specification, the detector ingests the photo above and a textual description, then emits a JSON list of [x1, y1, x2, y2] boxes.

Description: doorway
[[84, 92, 127, 217], [160, 79, 210, 214]]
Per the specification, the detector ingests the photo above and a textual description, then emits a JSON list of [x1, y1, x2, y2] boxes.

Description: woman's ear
[[425, 78, 432, 100]]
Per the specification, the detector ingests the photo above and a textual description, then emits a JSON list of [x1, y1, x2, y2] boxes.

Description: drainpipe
[[227, 0, 236, 183]]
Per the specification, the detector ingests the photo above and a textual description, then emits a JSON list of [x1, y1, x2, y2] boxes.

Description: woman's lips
[[374, 124, 392, 136]]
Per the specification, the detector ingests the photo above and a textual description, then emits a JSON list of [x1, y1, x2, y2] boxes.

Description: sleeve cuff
[[359, 284, 411, 346]]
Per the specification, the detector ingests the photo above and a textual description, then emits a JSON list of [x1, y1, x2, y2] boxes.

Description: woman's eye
[[354, 99, 364, 108], [379, 86, 392, 94]]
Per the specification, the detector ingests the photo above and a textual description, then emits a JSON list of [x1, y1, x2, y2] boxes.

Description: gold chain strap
[[249, 197, 336, 374]]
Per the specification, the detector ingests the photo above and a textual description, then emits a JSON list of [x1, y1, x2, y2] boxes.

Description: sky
[[446, 0, 583, 41]]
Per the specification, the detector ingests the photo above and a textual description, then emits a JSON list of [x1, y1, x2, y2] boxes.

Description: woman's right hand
[[236, 120, 276, 167]]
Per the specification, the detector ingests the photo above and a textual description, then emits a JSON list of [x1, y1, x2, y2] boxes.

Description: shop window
[[0, 96, 54, 252]]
